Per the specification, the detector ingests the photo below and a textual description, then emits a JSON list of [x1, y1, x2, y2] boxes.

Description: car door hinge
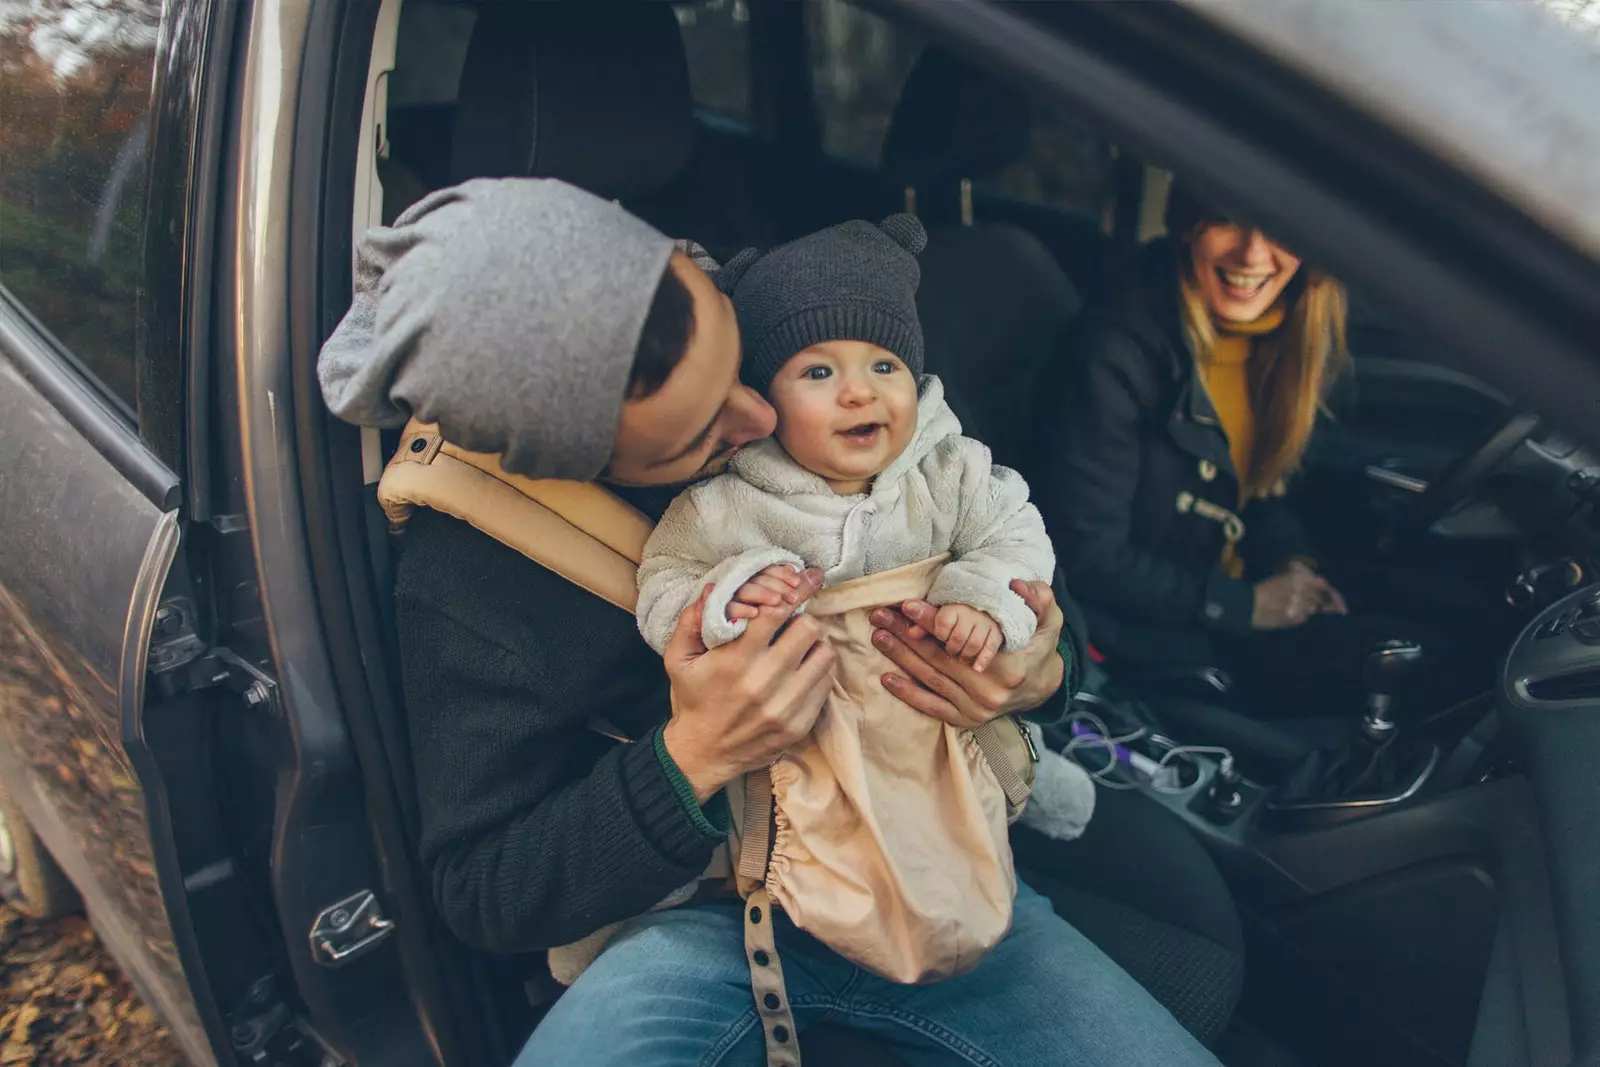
[[310, 890, 395, 968], [147, 601, 280, 713], [147, 596, 208, 674], [228, 976, 343, 1067]]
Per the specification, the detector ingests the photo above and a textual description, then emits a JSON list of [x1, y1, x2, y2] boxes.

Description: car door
[[0, 3, 217, 1064]]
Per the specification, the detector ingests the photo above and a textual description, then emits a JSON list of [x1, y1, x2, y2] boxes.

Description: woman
[[1036, 186, 1421, 720]]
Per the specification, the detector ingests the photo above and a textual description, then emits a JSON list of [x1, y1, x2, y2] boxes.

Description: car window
[[1535, 0, 1600, 42], [0, 1, 161, 415], [804, 0, 1112, 223], [978, 109, 1116, 222], [675, 0, 752, 123], [805, 0, 925, 167]]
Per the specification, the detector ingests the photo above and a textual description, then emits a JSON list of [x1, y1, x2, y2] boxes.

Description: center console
[[1048, 637, 1503, 867]]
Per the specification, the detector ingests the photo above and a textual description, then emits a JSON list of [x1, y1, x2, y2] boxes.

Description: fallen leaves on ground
[[1, 902, 182, 1065]]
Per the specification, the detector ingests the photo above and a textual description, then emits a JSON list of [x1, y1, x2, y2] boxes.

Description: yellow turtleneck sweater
[[1194, 302, 1285, 578], [1194, 302, 1285, 502]]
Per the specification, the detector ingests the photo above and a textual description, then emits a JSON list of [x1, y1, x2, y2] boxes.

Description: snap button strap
[[744, 889, 801, 1066]]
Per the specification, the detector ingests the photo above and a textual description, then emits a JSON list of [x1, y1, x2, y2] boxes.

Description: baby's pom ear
[[712, 247, 761, 295], [877, 214, 927, 256]]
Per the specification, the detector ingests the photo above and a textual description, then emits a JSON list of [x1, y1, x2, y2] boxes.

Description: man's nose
[[725, 385, 776, 445]]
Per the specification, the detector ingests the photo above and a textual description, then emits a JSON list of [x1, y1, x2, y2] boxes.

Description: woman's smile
[[1216, 267, 1277, 302]]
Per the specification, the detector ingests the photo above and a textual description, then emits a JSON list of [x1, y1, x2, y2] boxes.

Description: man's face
[[605, 253, 777, 487]]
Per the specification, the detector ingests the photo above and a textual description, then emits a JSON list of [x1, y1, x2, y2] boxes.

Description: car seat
[[882, 47, 1113, 302]]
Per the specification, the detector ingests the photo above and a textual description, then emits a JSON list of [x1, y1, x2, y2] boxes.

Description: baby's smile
[[838, 421, 886, 447]]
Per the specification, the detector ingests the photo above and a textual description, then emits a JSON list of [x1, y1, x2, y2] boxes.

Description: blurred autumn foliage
[[0, 0, 160, 408], [1, 902, 181, 1066]]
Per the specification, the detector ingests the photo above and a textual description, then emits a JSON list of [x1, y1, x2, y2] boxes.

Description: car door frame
[[0, 0, 223, 1063]]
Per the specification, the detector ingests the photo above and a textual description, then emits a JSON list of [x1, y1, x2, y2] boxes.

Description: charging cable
[[1147, 745, 1235, 794], [1059, 709, 1147, 790]]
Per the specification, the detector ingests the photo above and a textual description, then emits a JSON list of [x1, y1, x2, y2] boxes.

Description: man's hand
[[726, 564, 806, 622], [661, 572, 835, 803], [930, 603, 1004, 673], [869, 579, 1065, 729]]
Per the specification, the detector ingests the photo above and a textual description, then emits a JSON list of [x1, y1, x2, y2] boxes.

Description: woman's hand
[[1252, 562, 1346, 629], [868, 579, 1065, 729]]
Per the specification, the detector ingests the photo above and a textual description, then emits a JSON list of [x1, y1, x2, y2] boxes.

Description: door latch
[[309, 890, 394, 968]]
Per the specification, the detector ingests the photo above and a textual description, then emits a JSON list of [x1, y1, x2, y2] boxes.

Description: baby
[[634, 215, 1094, 984], [636, 214, 1055, 670]]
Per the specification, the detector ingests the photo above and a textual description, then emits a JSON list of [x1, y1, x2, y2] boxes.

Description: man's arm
[[397, 510, 725, 953]]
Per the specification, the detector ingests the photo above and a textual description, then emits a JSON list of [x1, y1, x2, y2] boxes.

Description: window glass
[[805, 0, 924, 167], [0, 2, 160, 412], [674, 0, 752, 122], [980, 109, 1115, 221], [1538, 0, 1600, 42]]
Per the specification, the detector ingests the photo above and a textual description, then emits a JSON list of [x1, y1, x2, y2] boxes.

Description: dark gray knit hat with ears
[[714, 214, 928, 396]]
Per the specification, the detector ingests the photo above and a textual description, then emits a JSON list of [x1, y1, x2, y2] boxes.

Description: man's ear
[[712, 247, 760, 296]]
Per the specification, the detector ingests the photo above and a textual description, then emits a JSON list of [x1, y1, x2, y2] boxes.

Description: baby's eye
[[803, 365, 832, 381], [873, 360, 899, 375]]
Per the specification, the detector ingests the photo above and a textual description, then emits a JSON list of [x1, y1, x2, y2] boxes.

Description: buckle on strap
[[1176, 491, 1246, 544]]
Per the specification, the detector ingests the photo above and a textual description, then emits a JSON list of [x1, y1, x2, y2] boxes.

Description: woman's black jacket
[[1028, 239, 1314, 667]]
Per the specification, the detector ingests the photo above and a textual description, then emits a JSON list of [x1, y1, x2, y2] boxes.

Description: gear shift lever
[[1362, 639, 1424, 742]]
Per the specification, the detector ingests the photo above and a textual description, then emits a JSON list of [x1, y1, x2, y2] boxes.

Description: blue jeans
[[515, 880, 1222, 1066]]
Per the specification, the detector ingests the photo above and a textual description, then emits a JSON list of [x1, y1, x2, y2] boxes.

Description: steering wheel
[[1399, 410, 1541, 538]]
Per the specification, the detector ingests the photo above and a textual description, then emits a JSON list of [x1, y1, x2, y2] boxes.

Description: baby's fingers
[[973, 626, 1003, 674], [727, 602, 761, 621], [945, 617, 976, 660], [733, 582, 785, 607], [758, 565, 803, 588]]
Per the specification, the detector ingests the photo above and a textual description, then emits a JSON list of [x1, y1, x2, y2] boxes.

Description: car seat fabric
[[915, 223, 1083, 481], [882, 47, 1034, 190], [450, 2, 695, 199], [883, 46, 1110, 298]]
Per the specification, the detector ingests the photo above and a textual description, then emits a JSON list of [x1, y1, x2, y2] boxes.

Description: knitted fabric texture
[[715, 214, 929, 396]]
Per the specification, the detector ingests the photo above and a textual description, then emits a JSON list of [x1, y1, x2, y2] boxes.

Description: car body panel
[[0, 309, 209, 1065]]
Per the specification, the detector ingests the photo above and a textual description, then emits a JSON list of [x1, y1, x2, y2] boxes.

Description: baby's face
[[767, 340, 918, 494]]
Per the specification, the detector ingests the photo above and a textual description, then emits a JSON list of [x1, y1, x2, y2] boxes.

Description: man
[[319, 178, 1220, 1066]]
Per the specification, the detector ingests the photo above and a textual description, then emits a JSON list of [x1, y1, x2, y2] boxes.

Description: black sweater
[[393, 487, 729, 954]]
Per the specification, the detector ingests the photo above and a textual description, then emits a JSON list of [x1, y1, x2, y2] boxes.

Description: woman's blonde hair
[[1177, 240, 1349, 500]]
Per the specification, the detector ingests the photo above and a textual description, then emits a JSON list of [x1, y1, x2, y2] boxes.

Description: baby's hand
[[727, 565, 808, 622], [931, 604, 1004, 673]]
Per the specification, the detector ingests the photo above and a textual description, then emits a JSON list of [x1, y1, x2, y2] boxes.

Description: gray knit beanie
[[715, 215, 927, 396], [317, 177, 675, 480]]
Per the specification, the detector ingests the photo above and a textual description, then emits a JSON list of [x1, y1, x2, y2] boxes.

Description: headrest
[[450, 2, 695, 201], [881, 48, 1032, 186]]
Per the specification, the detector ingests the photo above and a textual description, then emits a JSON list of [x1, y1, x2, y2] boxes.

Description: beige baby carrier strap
[[377, 419, 1036, 1067]]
